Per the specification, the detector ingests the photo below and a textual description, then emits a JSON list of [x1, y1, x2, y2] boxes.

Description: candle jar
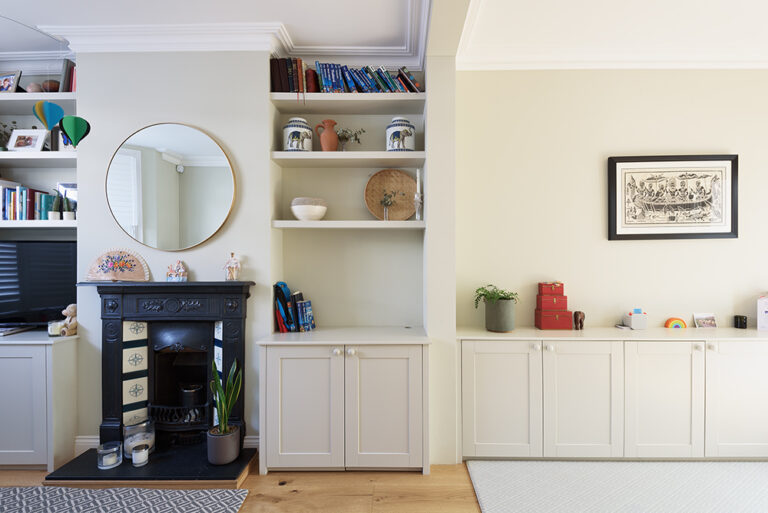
[[97, 441, 122, 470], [132, 444, 150, 467], [123, 419, 156, 460]]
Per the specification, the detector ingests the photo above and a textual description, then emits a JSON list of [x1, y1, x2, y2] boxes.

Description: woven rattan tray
[[364, 169, 416, 220]]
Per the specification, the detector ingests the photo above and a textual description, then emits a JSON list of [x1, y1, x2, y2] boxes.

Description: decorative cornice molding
[[455, 56, 768, 71]]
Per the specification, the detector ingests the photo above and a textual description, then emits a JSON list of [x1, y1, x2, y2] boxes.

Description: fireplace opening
[[148, 322, 213, 446]]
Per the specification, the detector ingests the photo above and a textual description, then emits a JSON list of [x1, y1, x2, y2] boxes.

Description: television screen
[[0, 241, 77, 326]]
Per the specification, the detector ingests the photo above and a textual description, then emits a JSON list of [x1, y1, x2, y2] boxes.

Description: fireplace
[[88, 281, 254, 448]]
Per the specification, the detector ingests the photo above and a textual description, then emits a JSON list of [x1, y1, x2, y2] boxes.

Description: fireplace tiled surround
[[86, 282, 255, 448]]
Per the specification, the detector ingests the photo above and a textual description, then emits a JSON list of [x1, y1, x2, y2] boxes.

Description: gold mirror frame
[[105, 123, 237, 252]]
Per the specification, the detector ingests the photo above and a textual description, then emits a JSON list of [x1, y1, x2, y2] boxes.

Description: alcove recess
[[267, 71, 427, 334]]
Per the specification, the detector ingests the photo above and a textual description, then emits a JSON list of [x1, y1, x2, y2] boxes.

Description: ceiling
[[458, 0, 768, 69], [0, 0, 430, 68]]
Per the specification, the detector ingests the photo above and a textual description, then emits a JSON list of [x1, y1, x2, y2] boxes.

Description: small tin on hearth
[[283, 117, 312, 151]]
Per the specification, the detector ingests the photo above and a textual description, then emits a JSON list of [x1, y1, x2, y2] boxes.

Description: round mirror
[[106, 124, 235, 251]]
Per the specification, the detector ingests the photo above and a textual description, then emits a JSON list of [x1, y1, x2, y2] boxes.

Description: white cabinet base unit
[[460, 327, 768, 461], [625, 341, 704, 458], [0, 332, 77, 471], [259, 327, 429, 474]]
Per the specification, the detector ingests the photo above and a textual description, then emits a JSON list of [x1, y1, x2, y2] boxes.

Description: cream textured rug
[[467, 460, 768, 513]]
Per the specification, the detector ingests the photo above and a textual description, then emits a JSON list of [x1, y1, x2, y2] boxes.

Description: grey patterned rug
[[0, 487, 248, 513]]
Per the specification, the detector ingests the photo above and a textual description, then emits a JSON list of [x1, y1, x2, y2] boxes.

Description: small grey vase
[[485, 300, 515, 332]]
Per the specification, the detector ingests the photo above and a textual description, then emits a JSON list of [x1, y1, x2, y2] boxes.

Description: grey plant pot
[[485, 299, 516, 332], [207, 425, 240, 465]]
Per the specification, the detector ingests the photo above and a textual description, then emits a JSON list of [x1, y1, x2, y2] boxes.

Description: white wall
[[456, 70, 768, 329], [179, 165, 233, 248], [76, 51, 272, 438]]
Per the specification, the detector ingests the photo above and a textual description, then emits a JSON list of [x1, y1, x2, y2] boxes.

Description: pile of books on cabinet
[[270, 58, 422, 93]]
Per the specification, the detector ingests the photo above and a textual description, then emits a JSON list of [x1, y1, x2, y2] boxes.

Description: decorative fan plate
[[364, 169, 417, 221], [86, 248, 150, 282]]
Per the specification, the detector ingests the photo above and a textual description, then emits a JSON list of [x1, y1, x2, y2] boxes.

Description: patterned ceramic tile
[[122, 346, 148, 373], [123, 407, 148, 426], [122, 376, 148, 405], [214, 321, 223, 341], [123, 321, 148, 342], [214, 344, 223, 373]]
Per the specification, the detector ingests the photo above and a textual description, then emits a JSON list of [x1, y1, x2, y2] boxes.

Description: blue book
[[361, 67, 380, 91], [341, 66, 358, 93], [378, 66, 399, 92], [333, 64, 341, 92], [350, 69, 370, 92], [305, 300, 316, 330], [296, 300, 306, 332]]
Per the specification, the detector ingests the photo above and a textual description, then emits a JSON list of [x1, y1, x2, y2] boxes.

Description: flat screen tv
[[0, 241, 77, 326]]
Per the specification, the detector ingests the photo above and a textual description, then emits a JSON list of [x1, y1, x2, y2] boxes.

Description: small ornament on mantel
[[224, 252, 241, 281], [166, 260, 188, 282]]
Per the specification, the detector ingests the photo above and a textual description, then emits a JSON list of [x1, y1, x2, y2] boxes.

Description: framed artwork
[[693, 313, 717, 328], [8, 129, 47, 152], [608, 155, 738, 240], [0, 71, 21, 93]]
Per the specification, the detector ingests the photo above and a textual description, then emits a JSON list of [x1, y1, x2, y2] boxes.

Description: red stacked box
[[535, 281, 572, 329]]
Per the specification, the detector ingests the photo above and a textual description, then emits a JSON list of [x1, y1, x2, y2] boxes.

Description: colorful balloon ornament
[[664, 317, 688, 329], [58, 116, 91, 148], [32, 101, 64, 130]]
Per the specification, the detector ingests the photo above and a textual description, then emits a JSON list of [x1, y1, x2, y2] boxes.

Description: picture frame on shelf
[[693, 313, 717, 328], [608, 155, 738, 240], [8, 129, 48, 152], [0, 71, 21, 93]]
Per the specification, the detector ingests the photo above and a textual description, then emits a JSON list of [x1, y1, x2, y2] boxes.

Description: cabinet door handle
[[346, 347, 357, 356], [546, 345, 555, 352], [332, 347, 342, 356], [694, 344, 703, 351], [531, 343, 541, 351]]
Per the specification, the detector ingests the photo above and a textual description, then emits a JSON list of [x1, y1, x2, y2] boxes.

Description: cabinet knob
[[546, 345, 555, 352], [694, 344, 703, 351], [346, 348, 357, 356], [332, 347, 342, 356], [531, 343, 541, 351], [707, 343, 716, 351]]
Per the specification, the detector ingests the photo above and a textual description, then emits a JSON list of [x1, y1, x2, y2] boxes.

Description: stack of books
[[274, 281, 317, 333], [0, 179, 58, 221], [270, 58, 422, 94]]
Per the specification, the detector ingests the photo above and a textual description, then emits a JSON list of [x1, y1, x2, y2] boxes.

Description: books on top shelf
[[274, 281, 316, 334], [270, 58, 422, 94], [0, 180, 73, 221]]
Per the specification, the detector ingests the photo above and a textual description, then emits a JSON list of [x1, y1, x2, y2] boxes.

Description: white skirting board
[[75, 435, 260, 456]]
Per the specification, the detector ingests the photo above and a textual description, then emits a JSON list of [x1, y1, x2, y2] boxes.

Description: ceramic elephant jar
[[385, 117, 416, 152], [283, 117, 313, 151]]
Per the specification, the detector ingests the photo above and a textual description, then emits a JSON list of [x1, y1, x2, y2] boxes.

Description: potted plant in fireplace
[[208, 360, 243, 465]]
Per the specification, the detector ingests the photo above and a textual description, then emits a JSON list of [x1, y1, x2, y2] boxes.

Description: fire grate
[[149, 403, 209, 431]]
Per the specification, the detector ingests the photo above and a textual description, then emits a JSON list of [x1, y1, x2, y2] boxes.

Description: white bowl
[[291, 204, 327, 221]]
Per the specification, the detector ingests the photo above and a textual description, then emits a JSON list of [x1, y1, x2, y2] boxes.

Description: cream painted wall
[[456, 70, 768, 329], [76, 51, 272, 438], [179, 165, 232, 248]]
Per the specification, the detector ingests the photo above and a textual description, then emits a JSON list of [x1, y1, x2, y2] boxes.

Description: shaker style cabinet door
[[0, 345, 47, 465], [344, 345, 422, 468], [706, 341, 768, 457], [266, 345, 345, 468], [543, 341, 623, 457], [625, 341, 705, 457], [462, 340, 543, 457]]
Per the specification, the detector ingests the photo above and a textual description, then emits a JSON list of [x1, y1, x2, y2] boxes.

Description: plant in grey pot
[[208, 360, 242, 465], [474, 284, 520, 332]]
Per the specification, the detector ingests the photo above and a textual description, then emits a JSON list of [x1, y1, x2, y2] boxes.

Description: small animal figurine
[[224, 252, 241, 281], [574, 311, 585, 330], [60, 304, 78, 336], [166, 260, 188, 282]]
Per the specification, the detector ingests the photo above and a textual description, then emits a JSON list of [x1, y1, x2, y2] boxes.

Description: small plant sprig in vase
[[380, 189, 405, 221], [335, 127, 365, 151], [474, 284, 519, 332], [208, 360, 243, 465]]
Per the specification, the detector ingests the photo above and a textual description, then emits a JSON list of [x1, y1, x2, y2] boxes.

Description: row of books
[[0, 179, 57, 221], [274, 281, 316, 333], [270, 58, 422, 94]]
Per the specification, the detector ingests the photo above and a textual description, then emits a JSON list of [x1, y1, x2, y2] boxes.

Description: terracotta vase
[[315, 119, 339, 151]]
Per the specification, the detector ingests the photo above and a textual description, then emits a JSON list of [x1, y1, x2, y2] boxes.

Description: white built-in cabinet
[[461, 330, 768, 460], [0, 333, 77, 471], [259, 330, 428, 474]]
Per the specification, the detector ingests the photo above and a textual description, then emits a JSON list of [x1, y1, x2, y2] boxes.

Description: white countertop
[[0, 330, 78, 345], [458, 326, 768, 341], [258, 326, 430, 346]]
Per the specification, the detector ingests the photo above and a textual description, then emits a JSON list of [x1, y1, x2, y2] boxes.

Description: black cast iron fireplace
[[85, 281, 254, 448]]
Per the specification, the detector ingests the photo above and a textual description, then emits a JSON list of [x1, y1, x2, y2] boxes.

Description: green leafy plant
[[210, 360, 243, 435], [335, 127, 365, 146], [473, 284, 520, 309], [51, 190, 62, 212]]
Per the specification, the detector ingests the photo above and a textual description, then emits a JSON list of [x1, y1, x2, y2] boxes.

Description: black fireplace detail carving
[[85, 281, 254, 446]]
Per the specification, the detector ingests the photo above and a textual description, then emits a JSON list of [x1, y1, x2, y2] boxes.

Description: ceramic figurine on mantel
[[224, 252, 241, 281], [166, 260, 188, 282]]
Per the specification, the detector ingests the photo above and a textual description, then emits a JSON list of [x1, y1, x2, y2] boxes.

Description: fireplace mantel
[[82, 281, 255, 444]]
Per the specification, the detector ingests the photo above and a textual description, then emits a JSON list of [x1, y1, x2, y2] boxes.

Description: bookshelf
[[271, 151, 425, 169], [0, 93, 77, 234], [273, 220, 425, 230], [271, 92, 426, 115]]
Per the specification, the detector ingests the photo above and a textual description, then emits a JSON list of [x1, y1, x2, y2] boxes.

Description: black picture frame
[[608, 155, 738, 240]]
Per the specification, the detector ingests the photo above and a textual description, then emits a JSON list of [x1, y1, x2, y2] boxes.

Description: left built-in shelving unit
[[0, 92, 77, 235]]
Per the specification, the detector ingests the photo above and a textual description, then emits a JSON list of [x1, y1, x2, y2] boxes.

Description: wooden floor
[[0, 462, 480, 512]]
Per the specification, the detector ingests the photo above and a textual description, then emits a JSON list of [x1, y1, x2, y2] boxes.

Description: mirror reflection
[[106, 124, 235, 251]]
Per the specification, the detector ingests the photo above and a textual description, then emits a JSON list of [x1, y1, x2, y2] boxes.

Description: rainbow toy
[[665, 317, 687, 329]]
